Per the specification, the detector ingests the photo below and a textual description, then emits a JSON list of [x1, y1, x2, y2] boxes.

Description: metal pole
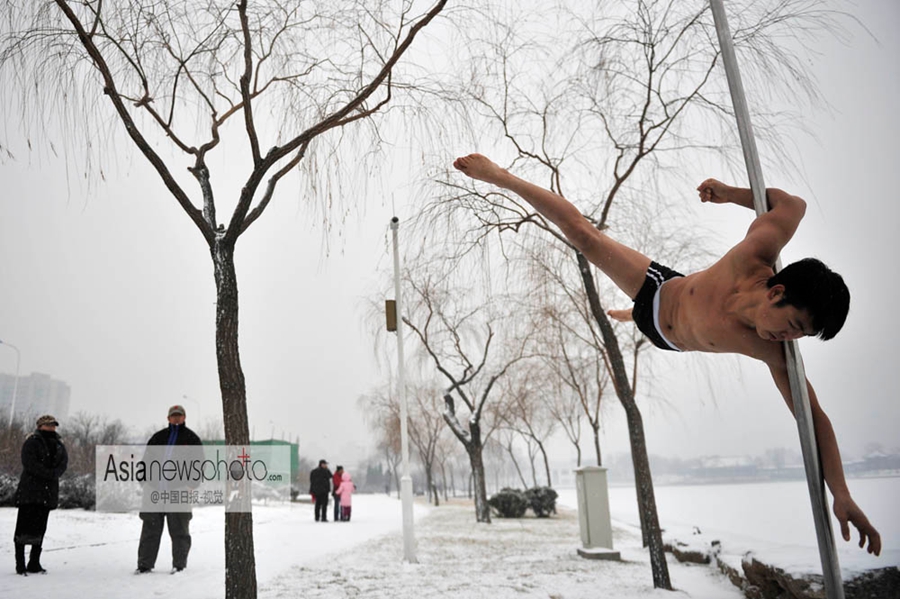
[[708, 3, 844, 597], [0, 340, 21, 431], [390, 216, 417, 563]]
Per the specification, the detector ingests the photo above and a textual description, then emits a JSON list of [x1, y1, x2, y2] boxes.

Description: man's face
[[38, 424, 58, 432], [758, 287, 813, 342], [168, 414, 186, 426]]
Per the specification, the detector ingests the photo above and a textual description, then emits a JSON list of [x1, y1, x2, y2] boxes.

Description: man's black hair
[[767, 258, 850, 340]]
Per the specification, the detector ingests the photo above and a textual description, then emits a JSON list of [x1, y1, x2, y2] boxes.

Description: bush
[[488, 487, 528, 518], [0, 473, 96, 509], [58, 474, 95, 510], [0, 473, 17, 507], [525, 486, 558, 518]]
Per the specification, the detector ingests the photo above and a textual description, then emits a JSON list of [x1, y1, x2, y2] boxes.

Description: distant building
[[689, 455, 758, 481], [0, 372, 71, 423]]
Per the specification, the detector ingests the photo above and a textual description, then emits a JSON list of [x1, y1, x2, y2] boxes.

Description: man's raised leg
[[453, 154, 651, 299]]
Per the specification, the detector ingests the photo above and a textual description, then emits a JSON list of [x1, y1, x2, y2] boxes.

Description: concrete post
[[575, 466, 620, 560]]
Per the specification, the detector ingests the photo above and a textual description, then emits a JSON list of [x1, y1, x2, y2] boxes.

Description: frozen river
[[559, 475, 898, 575]]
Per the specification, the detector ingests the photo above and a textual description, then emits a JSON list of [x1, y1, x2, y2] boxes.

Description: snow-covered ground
[[1, 494, 739, 599], [1, 477, 894, 598]]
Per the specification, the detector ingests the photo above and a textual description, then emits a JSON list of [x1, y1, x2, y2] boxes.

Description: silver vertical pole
[[390, 216, 417, 563], [709, 2, 844, 597]]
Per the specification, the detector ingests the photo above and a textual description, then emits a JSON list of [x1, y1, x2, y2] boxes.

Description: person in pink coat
[[334, 472, 356, 521]]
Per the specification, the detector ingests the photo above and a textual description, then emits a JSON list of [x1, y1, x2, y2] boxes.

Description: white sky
[[0, 1, 898, 466]]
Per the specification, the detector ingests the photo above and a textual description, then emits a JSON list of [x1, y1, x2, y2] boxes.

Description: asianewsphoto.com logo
[[102, 447, 282, 484], [95, 445, 291, 513]]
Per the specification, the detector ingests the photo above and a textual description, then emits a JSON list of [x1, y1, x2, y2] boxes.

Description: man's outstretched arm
[[697, 179, 806, 266], [768, 363, 882, 555]]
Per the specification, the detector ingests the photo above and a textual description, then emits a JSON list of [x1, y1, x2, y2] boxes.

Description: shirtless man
[[453, 153, 881, 555]]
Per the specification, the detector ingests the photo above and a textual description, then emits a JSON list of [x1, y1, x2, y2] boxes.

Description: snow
[[561, 477, 899, 577], [1, 494, 740, 599], [2, 478, 894, 598]]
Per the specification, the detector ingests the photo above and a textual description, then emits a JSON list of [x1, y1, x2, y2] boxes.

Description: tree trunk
[[592, 424, 603, 467], [506, 444, 529, 488], [467, 441, 491, 523], [537, 440, 552, 487], [212, 240, 258, 599], [576, 253, 670, 590], [448, 465, 455, 498], [425, 464, 435, 505], [528, 446, 538, 487]]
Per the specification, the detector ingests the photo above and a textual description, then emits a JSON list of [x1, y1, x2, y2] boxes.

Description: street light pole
[[390, 216, 416, 563], [0, 339, 21, 431]]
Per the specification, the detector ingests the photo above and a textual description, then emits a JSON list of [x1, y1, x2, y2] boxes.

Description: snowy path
[[0, 494, 743, 599], [0, 495, 426, 599]]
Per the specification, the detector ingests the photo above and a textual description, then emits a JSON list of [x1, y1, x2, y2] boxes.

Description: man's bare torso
[[655, 251, 777, 362]]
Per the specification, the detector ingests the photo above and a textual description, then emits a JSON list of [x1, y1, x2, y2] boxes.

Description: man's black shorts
[[632, 261, 684, 351]]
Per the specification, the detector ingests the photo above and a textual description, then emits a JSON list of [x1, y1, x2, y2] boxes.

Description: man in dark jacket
[[309, 459, 332, 522], [136, 404, 203, 574], [14, 414, 68, 575]]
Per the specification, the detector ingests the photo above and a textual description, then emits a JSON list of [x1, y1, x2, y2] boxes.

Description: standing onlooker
[[14, 414, 68, 575], [335, 471, 356, 522], [136, 404, 203, 574], [309, 459, 332, 522], [331, 465, 344, 522]]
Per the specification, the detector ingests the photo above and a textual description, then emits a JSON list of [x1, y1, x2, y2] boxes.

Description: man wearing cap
[[14, 415, 68, 575], [136, 404, 203, 574], [309, 459, 333, 522]]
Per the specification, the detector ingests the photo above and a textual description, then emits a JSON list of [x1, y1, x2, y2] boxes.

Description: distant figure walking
[[14, 414, 68, 575], [335, 471, 356, 522], [309, 459, 332, 522], [331, 465, 344, 522]]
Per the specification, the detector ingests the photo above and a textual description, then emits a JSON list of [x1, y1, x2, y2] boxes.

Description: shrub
[[58, 474, 95, 510], [488, 487, 528, 518], [0, 473, 17, 507], [525, 486, 558, 517]]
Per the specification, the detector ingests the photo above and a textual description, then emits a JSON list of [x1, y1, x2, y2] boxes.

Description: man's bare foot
[[453, 154, 507, 186], [607, 308, 633, 323]]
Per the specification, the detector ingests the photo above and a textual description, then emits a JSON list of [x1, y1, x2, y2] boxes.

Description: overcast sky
[[0, 1, 897, 468]]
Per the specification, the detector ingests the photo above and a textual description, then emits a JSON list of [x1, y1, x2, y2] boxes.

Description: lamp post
[[389, 216, 416, 563], [0, 339, 21, 431]]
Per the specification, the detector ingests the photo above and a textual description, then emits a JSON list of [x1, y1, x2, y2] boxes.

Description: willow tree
[[400, 263, 534, 523], [0, 1, 446, 597], [425, 0, 842, 589]]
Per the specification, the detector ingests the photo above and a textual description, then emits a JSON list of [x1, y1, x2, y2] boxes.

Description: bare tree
[[421, 0, 842, 588], [1, 2, 447, 596], [498, 371, 556, 487], [359, 387, 403, 498], [495, 428, 529, 488], [64, 411, 129, 476], [361, 381, 447, 505], [401, 265, 533, 523]]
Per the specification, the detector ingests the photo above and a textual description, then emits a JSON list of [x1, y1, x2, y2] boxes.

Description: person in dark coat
[[331, 465, 344, 522], [136, 404, 203, 574], [309, 459, 332, 522], [14, 414, 68, 575]]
